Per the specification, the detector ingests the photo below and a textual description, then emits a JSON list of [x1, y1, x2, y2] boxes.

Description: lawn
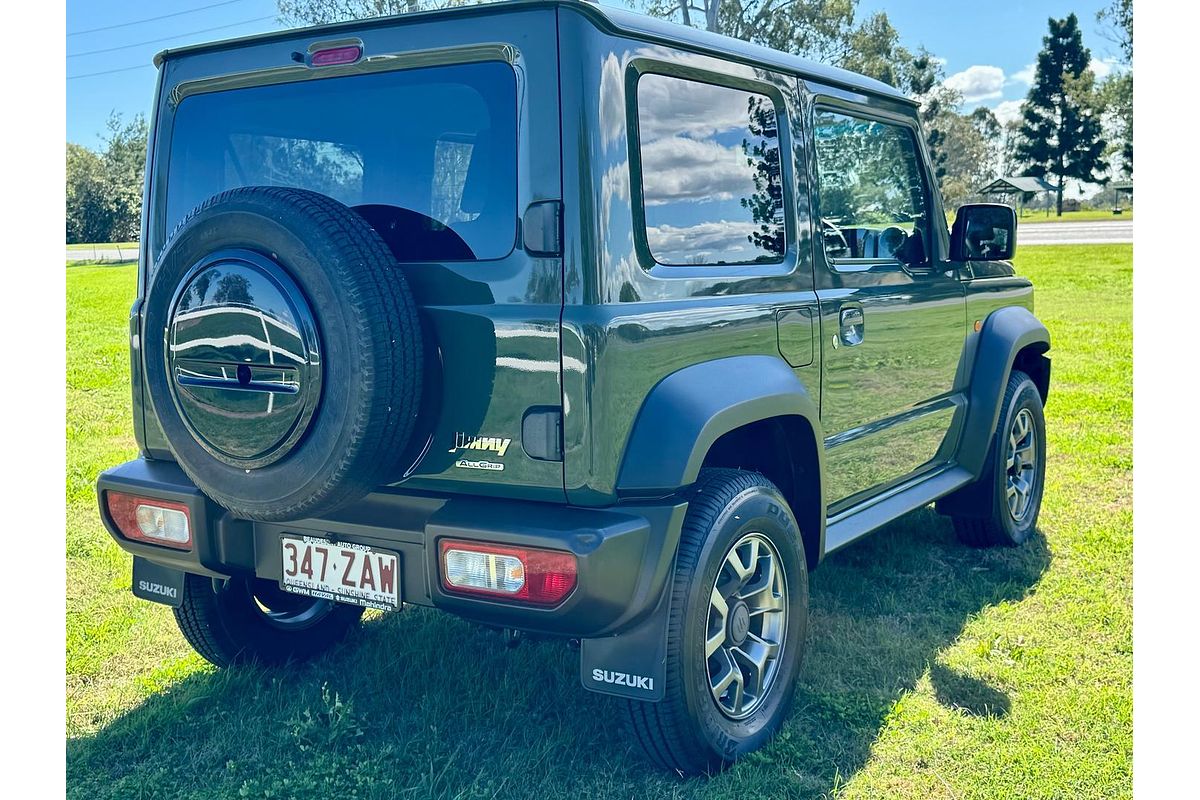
[[65, 245, 1132, 799], [1015, 208, 1133, 224]]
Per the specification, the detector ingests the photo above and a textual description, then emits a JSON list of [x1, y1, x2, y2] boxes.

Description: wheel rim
[[705, 532, 788, 720], [1005, 407, 1038, 523], [244, 578, 336, 630]]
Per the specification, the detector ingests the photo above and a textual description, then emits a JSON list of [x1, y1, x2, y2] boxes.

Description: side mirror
[[950, 203, 1017, 261]]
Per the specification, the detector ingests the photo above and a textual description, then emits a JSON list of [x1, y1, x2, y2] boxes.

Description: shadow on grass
[[66, 508, 1049, 799]]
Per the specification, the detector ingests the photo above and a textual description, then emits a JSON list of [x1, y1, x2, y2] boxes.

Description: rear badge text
[[451, 432, 512, 471]]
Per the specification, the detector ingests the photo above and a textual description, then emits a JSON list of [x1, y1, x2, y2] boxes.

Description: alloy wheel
[[705, 532, 788, 719], [1005, 407, 1038, 523]]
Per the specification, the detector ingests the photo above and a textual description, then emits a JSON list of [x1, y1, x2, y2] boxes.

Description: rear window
[[162, 60, 517, 262]]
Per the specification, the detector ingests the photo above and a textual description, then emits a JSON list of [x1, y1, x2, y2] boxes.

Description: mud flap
[[132, 557, 185, 607], [579, 570, 673, 702]]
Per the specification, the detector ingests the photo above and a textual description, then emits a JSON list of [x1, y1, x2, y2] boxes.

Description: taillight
[[310, 45, 362, 67], [439, 540, 576, 605], [106, 493, 192, 550]]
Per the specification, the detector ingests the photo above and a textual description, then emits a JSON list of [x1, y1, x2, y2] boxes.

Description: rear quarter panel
[[557, 8, 820, 505]]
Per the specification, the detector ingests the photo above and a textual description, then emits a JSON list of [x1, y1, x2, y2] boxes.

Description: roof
[[978, 176, 1057, 195], [154, 0, 912, 105]]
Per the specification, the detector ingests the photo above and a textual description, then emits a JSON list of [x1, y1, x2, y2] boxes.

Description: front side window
[[635, 74, 786, 266], [164, 60, 517, 263], [813, 110, 931, 266]]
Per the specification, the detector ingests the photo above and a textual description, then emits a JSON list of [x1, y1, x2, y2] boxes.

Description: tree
[[1015, 14, 1106, 216], [644, 1, 917, 88], [643, 2, 953, 186], [101, 114, 150, 243], [66, 144, 113, 244], [1099, 71, 1132, 177], [1000, 117, 1026, 177], [1097, 0, 1132, 65], [277, 0, 479, 26], [1095, 1, 1132, 178], [740, 96, 784, 256], [935, 111, 997, 208], [65, 113, 149, 244]]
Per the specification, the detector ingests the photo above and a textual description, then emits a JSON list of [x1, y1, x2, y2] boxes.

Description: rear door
[[144, 7, 566, 502], [807, 98, 966, 513]]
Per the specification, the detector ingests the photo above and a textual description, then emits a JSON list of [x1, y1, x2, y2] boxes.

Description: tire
[[627, 468, 809, 775], [950, 369, 1047, 547], [143, 187, 423, 522], [174, 573, 365, 668]]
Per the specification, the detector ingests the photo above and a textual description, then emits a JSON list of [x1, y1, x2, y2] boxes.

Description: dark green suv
[[96, 0, 1050, 775]]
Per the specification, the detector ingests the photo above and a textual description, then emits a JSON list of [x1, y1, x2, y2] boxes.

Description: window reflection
[[636, 74, 785, 266], [164, 61, 517, 263], [813, 111, 930, 265]]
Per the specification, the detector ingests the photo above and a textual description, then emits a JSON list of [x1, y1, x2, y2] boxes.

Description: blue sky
[[67, 0, 1122, 148]]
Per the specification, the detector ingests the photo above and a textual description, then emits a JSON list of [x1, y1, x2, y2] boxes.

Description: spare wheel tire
[[143, 187, 423, 521]]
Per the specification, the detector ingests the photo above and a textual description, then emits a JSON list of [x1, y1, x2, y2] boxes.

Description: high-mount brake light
[[106, 492, 193, 550], [310, 45, 362, 67], [440, 540, 577, 605]]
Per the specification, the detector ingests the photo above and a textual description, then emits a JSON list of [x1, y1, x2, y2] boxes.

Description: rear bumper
[[96, 458, 686, 637]]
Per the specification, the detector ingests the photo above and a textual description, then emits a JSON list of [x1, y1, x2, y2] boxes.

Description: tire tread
[[625, 468, 777, 775]]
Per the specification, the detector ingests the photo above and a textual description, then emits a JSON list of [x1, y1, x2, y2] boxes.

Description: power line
[[67, 0, 255, 37], [67, 63, 155, 81], [68, 15, 277, 58]]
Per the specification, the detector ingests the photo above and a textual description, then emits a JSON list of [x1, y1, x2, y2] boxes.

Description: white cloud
[[637, 74, 755, 141], [645, 220, 760, 263], [943, 65, 1006, 102], [598, 53, 626, 148], [1090, 57, 1126, 80], [992, 99, 1025, 126], [640, 136, 754, 205], [1009, 63, 1036, 86]]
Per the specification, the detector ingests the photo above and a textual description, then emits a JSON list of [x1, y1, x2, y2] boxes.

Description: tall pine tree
[[1016, 13, 1106, 216]]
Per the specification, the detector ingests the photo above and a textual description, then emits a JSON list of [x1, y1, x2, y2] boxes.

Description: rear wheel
[[626, 469, 809, 775], [173, 573, 364, 668]]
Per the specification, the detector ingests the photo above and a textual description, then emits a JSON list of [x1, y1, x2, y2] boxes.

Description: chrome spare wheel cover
[[166, 250, 322, 469], [1005, 407, 1038, 523], [706, 532, 788, 719]]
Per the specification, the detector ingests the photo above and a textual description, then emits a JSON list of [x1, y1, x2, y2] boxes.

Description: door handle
[[839, 305, 865, 346]]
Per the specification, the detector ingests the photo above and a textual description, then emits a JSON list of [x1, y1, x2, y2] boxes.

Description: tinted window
[[164, 61, 517, 262], [813, 111, 930, 265], [636, 74, 785, 266]]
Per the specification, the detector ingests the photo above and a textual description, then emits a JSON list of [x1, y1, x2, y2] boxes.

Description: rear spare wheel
[[143, 187, 423, 521]]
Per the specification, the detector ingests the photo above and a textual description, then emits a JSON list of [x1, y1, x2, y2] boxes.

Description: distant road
[[1020, 219, 1133, 245], [66, 245, 139, 263], [66, 219, 1131, 262]]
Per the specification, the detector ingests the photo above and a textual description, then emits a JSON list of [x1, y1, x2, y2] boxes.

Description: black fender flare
[[617, 355, 824, 499], [955, 306, 1051, 477], [585, 356, 822, 701]]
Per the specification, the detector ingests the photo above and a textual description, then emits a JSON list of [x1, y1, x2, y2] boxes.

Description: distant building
[[977, 176, 1057, 215]]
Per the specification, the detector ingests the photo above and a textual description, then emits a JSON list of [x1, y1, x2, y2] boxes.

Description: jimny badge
[[450, 432, 512, 471]]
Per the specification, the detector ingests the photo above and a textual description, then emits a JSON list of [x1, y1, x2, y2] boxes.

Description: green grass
[[1016, 208, 1133, 223], [65, 245, 1132, 799]]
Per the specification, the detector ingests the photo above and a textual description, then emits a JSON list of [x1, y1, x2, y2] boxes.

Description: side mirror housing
[[951, 203, 1017, 261]]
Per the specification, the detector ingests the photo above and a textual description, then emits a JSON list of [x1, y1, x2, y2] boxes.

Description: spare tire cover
[[143, 187, 423, 521]]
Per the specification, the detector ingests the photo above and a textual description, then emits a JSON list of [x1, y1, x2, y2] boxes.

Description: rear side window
[[812, 110, 930, 266], [635, 74, 786, 266], [163, 60, 517, 263]]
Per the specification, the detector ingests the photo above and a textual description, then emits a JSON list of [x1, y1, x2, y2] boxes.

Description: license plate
[[280, 535, 400, 611]]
